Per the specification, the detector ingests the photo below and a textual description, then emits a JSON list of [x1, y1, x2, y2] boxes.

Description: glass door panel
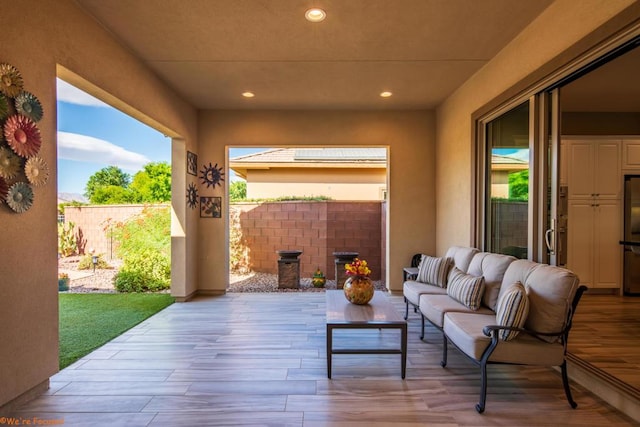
[[485, 102, 530, 258]]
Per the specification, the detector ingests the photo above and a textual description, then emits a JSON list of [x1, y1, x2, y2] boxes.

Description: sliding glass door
[[476, 91, 561, 263], [483, 102, 531, 258]]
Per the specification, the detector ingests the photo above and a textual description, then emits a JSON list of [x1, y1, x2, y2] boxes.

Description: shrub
[[111, 206, 171, 292], [78, 254, 112, 270]]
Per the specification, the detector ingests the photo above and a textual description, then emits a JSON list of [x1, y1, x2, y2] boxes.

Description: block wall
[[232, 201, 383, 280]]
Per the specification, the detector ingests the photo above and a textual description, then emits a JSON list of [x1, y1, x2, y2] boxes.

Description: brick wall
[[232, 201, 384, 280], [63, 204, 168, 258]]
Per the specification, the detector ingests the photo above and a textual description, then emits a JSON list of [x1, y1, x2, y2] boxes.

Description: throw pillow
[[416, 255, 452, 288], [446, 267, 485, 311], [495, 281, 529, 341]]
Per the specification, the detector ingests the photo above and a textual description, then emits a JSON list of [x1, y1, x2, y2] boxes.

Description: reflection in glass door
[[485, 102, 530, 258]]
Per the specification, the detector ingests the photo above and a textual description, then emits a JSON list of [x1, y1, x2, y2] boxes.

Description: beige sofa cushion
[[498, 260, 579, 343], [404, 280, 448, 307], [420, 294, 494, 328], [467, 252, 516, 311], [443, 312, 565, 365], [446, 267, 485, 310], [416, 255, 452, 287], [495, 281, 529, 341], [444, 246, 479, 273], [524, 264, 580, 343]]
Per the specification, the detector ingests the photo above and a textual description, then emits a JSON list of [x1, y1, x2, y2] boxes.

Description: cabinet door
[[594, 141, 621, 199], [567, 200, 594, 287], [567, 141, 594, 199], [594, 200, 622, 289], [622, 139, 640, 169]]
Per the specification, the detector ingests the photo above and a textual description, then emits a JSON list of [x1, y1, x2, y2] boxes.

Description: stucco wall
[[0, 0, 198, 408], [435, 0, 639, 255], [246, 167, 387, 200], [199, 110, 436, 294]]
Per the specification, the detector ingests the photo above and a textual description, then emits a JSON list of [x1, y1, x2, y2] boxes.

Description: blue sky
[[57, 79, 170, 195], [56, 79, 265, 195]]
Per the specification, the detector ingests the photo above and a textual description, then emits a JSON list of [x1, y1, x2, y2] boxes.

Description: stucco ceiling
[[74, 0, 554, 110]]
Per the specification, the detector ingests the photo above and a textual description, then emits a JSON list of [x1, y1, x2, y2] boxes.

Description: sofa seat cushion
[[403, 280, 447, 306], [420, 294, 493, 329], [443, 312, 565, 366], [416, 255, 452, 287], [446, 267, 485, 310]]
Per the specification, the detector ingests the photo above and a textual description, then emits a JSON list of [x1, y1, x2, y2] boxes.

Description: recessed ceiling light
[[305, 8, 326, 22], [380, 91, 393, 98], [242, 91, 255, 98]]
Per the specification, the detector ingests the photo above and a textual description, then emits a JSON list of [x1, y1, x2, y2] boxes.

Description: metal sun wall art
[[200, 162, 224, 188], [186, 182, 198, 209], [0, 62, 48, 213]]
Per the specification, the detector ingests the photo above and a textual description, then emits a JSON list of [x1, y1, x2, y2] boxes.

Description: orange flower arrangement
[[345, 258, 371, 277]]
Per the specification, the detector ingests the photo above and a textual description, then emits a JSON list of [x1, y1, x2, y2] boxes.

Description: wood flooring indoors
[[7, 292, 638, 426]]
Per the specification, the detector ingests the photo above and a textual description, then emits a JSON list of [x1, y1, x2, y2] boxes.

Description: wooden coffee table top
[[326, 290, 405, 325]]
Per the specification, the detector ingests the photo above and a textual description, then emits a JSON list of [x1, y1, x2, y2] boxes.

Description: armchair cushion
[[495, 281, 529, 341], [446, 267, 485, 311], [416, 255, 451, 288]]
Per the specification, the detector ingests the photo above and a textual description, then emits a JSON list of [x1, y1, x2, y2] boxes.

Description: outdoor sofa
[[403, 247, 587, 413]]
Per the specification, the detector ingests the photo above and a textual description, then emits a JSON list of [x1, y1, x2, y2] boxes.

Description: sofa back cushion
[[499, 260, 580, 343], [444, 246, 479, 273], [446, 267, 485, 310], [467, 252, 517, 311], [495, 281, 529, 341], [416, 255, 452, 288]]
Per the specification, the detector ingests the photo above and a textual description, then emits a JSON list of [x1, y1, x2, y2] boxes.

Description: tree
[[91, 185, 135, 204], [508, 170, 529, 201], [85, 166, 131, 201], [229, 180, 247, 201], [129, 162, 171, 203]]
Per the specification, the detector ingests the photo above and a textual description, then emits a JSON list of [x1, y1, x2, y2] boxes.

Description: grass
[[59, 293, 174, 369]]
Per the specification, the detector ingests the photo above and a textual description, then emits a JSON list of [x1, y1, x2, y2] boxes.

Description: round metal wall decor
[[0, 63, 24, 98], [4, 114, 41, 158], [25, 156, 48, 187], [15, 91, 43, 122], [6, 181, 33, 213], [0, 62, 48, 213], [0, 146, 21, 179]]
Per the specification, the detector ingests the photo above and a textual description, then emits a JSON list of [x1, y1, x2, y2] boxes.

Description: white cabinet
[[567, 199, 621, 289], [566, 140, 621, 199], [622, 139, 640, 169], [564, 138, 622, 290]]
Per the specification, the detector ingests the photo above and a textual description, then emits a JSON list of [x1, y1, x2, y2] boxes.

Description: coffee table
[[326, 290, 407, 379]]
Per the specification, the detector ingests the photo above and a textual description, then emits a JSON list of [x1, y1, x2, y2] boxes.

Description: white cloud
[[56, 78, 109, 108], [57, 131, 150, 171]]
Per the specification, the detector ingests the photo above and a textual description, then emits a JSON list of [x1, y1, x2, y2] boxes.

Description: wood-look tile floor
[[8, 293, 637, 426], [569, 293, 640, 391]]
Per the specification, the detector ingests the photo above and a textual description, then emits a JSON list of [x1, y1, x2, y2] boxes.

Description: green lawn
[[59, 293, 174, 369]]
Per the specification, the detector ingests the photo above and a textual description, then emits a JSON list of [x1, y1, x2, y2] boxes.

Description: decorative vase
[[312, 268, 326, 288], [343, 275, 374, 305]]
